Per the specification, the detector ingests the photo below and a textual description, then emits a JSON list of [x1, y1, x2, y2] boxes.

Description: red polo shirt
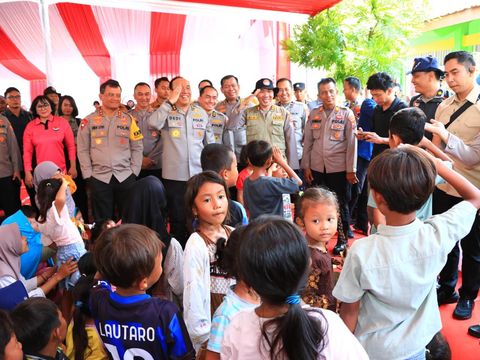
[[23, 115, 76, 172]]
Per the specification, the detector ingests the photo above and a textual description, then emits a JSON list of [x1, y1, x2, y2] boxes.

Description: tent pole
[[38, 0, 54, 85]]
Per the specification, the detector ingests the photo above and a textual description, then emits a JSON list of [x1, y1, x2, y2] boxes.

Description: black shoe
[[347, 228, 355, 239], [436, 288, 459, 305], [333, 243, 347, 256], [453, 298, 475, 320], [353, 225, 368, 235], [468, 325, 480, 338]]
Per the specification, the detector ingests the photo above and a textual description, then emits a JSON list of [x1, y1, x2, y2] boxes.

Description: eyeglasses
[[7, 95, 21, 100], [36, 103, 51, 109]]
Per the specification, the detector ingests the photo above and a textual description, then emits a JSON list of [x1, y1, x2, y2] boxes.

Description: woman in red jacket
[[23, 96, 76, 188]]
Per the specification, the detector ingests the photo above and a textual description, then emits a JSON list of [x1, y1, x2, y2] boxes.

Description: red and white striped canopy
[[0, 0, 340, 114]]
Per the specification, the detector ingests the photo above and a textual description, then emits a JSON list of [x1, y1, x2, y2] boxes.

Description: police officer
[[130, 82, 162, 180], [77, 79, 143, 222], [293, 82, 309, 105], [151, 77, 170, 110], [302, 78, 358, 255], [428, 51, 480, 324], [0, 115, 22, 219], [239, 78, 299, 170], [216, 75, 257, 164], [276, 78, 307, 175], [198, 86, 227, 144], [149, 76, 215, 246], [409, 56, 445, 126]]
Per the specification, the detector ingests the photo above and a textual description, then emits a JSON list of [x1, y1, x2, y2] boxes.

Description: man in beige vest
[[428, 51, 480, 328]]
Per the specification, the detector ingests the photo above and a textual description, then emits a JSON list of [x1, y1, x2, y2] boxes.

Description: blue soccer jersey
[[90, 283, 195, 360]]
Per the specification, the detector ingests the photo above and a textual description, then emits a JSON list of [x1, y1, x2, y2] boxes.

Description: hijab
[[2, 210, 42, 279], [122, 176, 172, 253], [0, 223, 23, 280], [33, 161, 76, 217]]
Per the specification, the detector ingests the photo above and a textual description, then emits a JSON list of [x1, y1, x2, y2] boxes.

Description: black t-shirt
[[2, 108, 32, 155], [372, 97, 408, 157]]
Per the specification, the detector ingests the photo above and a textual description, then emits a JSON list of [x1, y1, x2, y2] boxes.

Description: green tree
[[284, 0, 427, 84]]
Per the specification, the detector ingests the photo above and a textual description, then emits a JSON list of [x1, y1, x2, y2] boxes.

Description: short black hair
[[317, 77, 336, 90], [154, 77, 169, 88], [366, 72, 394, 91], [134, 82, 150, 91], [20, 205, 37, 219], [344, 76, 361, 92], [4, 87, 20, 97], [58, 95, 79, 118], [93, 100, 100, 106], [389, 107, 426, 146], [100, 79, 121, 94], [11, 298, 61, 354], [444, 51, 476, 70], [246, 140, 272, 167], [276, 78, 292, 87], [94, 224, 164, 288], [198, 79, 213, 89], [201, 143, 235, 173], [220, 75, 239, 87], [29, 96, 54, 119], [0, 310, 15, 358], [368, 146, 436, 214], [169, 76, 183, 90], [199, 85, 217, 97]]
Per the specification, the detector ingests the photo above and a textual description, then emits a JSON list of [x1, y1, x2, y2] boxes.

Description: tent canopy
[[0, 0, 340, 114]]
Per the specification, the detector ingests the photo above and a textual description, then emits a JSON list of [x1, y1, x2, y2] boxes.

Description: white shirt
[[333, 201, 477, 360], [220, 307, 368, 359], [37, 201, 83, 247]]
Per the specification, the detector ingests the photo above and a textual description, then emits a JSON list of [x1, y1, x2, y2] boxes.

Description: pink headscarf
[[0, 223, 23, 280]]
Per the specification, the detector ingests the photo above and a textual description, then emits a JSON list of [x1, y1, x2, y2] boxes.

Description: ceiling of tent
[[0, 0, 340, 114]]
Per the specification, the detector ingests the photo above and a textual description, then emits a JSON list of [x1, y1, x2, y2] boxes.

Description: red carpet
[[333, 230, 479, 359]]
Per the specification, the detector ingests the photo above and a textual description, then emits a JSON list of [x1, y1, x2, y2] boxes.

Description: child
[[36, 177, 86, 289], [235, 145, 253, 206], [66, 275, 108, 360], [2, 205, 43, 279], [183, 171, 233, 352], [0, 223, 78, 299], [243, 140, 302, 220], [295, 187, 338, 311], [91, 224, 194, 359], [220, 216, 368, 359], [11, 297, 69, 360], [87, 219, 115, 251], [333, 146, 480, 359], [205, 226, 260, 359], [201, 143, 247, 227], [0, 310, 23, 360], [367, 107, 452, 232]]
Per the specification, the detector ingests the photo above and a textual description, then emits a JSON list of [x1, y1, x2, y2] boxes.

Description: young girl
[[66, 275, 108, 360], [205, 226, 260, 360], [220, 217, 368, 359], [183, 171, 233, 353], [295, 187, 339, 311], [36, 177, 86, 290]]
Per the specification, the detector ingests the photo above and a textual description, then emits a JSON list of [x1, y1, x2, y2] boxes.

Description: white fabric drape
[[92, 5, 151, 101]]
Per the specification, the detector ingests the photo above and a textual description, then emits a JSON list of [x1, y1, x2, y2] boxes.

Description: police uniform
[[302, 105, 357, 244], [433, 86, 480, 303], [208, 110, 228, 144], [410, 92, 443, 141], [216, 97, 257, 162], [129, 108, 163, 179], [0, 116, 22, 217], [77, 107, 143, 221], [278, 101, 307, 168], [240, 104, 299, 169], [149, 101, 215, 246]]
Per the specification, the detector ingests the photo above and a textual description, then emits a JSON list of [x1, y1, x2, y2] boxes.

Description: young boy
[[201, 143, 247, 227], [91, 224, 195, 360], [367, 107, 452, 232], [333, 146, 480, 360], [243, 140, 302, 220], [11, 298, 68, 360]]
